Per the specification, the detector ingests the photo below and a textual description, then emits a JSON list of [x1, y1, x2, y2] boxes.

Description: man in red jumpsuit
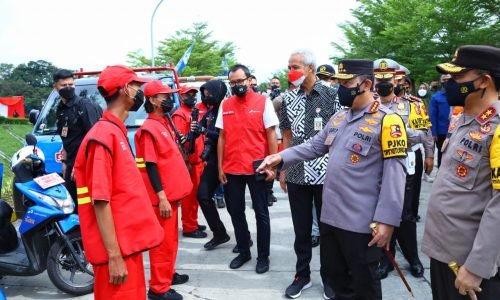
[[172, 86, 207, 238], [135, 80, 194, 300], [74, 65, 164, 300]]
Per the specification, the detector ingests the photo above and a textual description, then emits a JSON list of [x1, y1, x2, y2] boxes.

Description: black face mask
[[394, 84, 404, 96], [204, 95, 217, 106], [338, 81, 365, 107], [58, 86, 75, 100], [161, 97, 174, 113], [251, 86, 260, 93], [444, 78, 480, 107], [232, 85, 248, 98], [271, 85, 280, 91], [129, 89, 144, 112], [375, 81, 394, 97], [183, 96, 197, 108]]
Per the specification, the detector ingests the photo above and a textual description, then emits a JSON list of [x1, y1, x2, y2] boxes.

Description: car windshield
[[33, 76, 177, 135]]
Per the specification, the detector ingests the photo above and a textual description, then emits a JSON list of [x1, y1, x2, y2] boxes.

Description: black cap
[[316, 64, 335, 77], [333, 59, 373, 80], [436, 45, 500, 74]]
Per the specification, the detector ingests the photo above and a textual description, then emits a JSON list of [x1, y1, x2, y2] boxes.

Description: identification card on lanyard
[[314, 108, 323, 131], [61, 118, 69, 137]]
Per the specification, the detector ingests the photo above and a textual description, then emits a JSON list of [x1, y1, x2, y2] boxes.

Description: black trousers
[[224, 174, 270, 258], [321, 223, 382, 300], [381, 151, 422, 267], [287, 182, 324, 279], [435, 135, 446, 168], [64, 163, 77, 214], [197, 161, 227, 238], [430, 258, 500, 300]]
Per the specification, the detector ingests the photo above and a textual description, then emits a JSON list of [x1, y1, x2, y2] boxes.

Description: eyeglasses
[[229, 77, 248, 87]]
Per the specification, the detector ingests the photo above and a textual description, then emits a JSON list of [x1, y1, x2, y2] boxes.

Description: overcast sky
[[0, 0, 358, 82]]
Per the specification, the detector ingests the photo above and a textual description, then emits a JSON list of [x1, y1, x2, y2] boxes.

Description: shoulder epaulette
[[476, 106, 497, 124]]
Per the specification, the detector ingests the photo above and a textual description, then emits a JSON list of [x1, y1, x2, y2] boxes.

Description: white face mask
[[320, 80, 331, 87], [418, 89, 427, 97], [292, 75, 305, 87]]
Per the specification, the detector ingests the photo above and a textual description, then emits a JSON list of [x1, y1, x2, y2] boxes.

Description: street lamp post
[[150, 0, 164, 67]]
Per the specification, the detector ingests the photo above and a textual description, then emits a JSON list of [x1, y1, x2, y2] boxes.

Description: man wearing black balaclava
[[193, 80, 234, 251], [54, 69, 101, 211]]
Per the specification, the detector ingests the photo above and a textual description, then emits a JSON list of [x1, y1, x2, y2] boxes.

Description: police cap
[[332, 59, 373, 80], [436, 45, 500, 74], [316, 64, 335, 77]]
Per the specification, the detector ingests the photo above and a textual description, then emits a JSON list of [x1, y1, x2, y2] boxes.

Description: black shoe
[[285, 276, 312, 299], [256, 257, 269, 274], [416, 215, 421, 222], [216, 197, 225, 208], [375, 262, 394, 280], [311, 236, 320, 248], [270, 194, 277, 202], [148, 289, 183, 300], [268, 199, 274, 207], [198, 224, 207, 231], [171, 272, 189, 285], [232, 239, 253, 253], [322, 280, 335, 299], [182, 229, 208, 238], [229, 253, 251, 269], [204, 234, 230, 250], [410, 260, 424, 278]]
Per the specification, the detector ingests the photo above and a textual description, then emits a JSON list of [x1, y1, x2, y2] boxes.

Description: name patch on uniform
[[324, 135, 335, 145], [353, 132, 372, 142], [460, 137, 482, 153]]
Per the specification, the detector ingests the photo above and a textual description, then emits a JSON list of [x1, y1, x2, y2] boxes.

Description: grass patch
[[1, 124, 33, 203]]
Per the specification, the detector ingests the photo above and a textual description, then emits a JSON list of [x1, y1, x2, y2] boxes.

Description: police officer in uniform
[[54, 69, 101, 210], [372, 59, 434, 279], [422, 45, 500, 300], [258, 59, 408, 299]]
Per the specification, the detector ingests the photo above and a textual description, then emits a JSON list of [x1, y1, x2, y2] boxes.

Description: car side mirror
[[29, 109, 39, 125], [25, 134, 37, 146]]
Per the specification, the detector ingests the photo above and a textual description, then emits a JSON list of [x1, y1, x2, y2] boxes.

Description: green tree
[[0, 60, 58, 111], [332, 0, 500, 84], [128, 22, 237, 76]]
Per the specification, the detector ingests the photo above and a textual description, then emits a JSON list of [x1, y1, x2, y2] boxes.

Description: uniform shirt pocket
[[448, 147, 481, 190], [343, 138, 372, 168]]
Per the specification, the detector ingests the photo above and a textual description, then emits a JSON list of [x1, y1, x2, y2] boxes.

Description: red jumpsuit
[[135, 113, 193, 294], [74, 110, 164, 300], [172, 104, 205, 233]]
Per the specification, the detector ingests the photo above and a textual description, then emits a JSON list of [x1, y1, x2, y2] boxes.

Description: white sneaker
[[423, 173, 434, 183]]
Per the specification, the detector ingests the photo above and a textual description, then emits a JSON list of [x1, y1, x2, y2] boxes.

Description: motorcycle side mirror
[[25, 134, 37, 146], [29, 109, 40, 125]]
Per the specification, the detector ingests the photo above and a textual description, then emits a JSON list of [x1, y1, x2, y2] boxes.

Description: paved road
[[1, 176, 436, 299]]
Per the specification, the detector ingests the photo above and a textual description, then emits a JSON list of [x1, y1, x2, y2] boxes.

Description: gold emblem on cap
[[379, 60, 388, 70], [320, 66, 326, 72], [339, 63, 345, 73], [460, 86, 468, 93], [452, 49, 459, 62]]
